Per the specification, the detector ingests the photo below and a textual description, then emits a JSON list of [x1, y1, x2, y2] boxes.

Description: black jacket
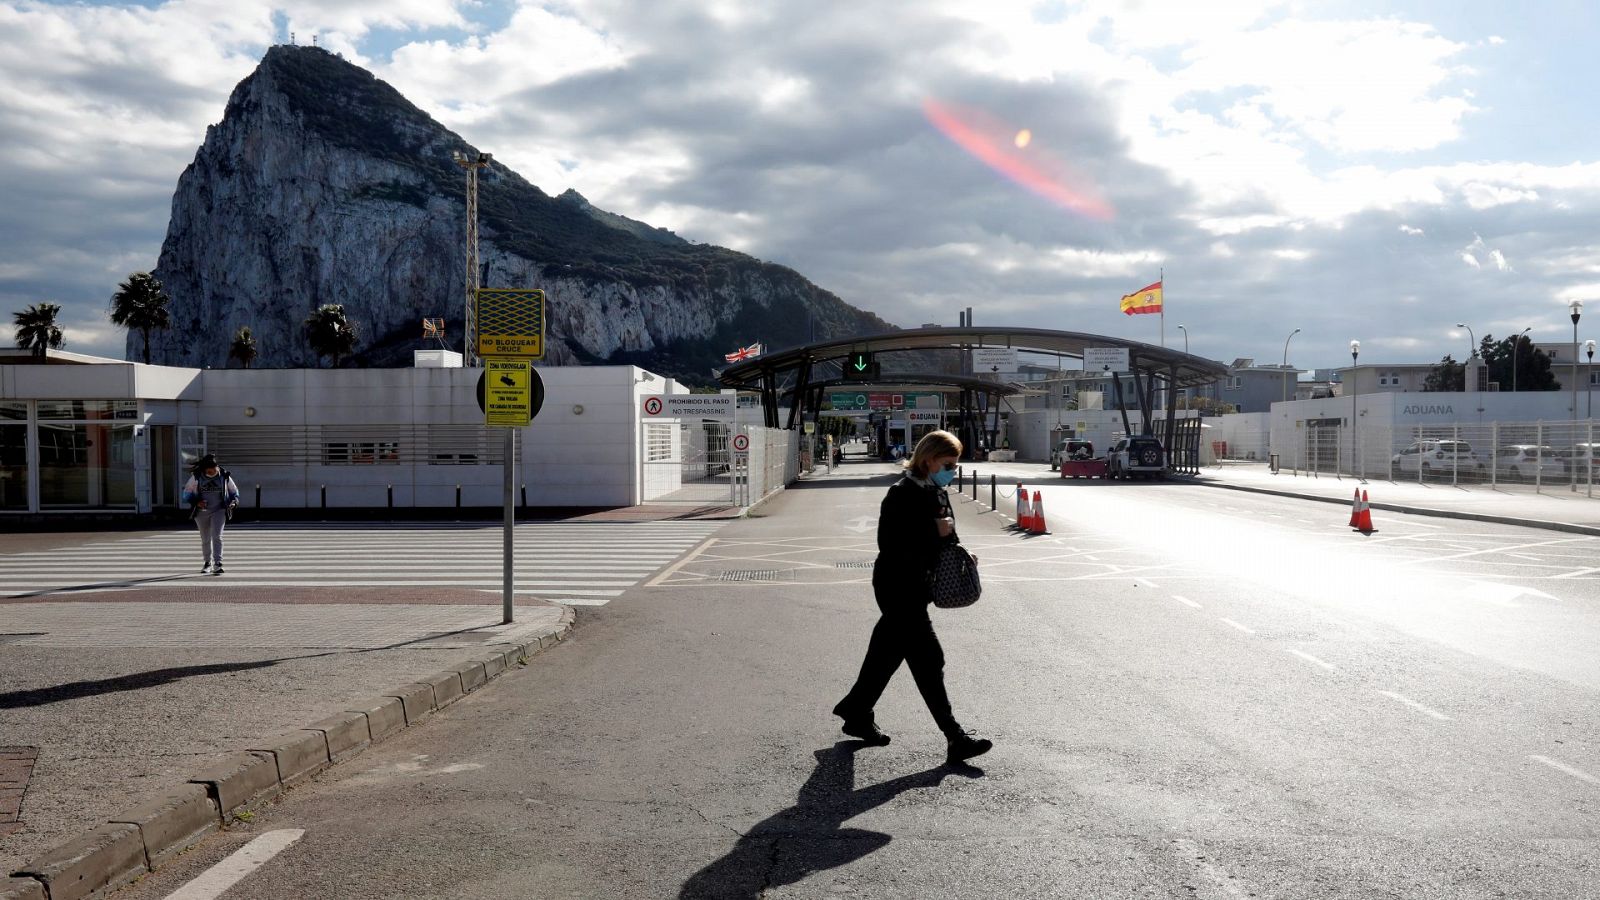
[[872, 474, 954, 604]]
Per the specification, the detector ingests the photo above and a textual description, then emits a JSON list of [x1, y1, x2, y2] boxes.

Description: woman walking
[[182, 454, 239, 575], [833, 429, 991, 763]]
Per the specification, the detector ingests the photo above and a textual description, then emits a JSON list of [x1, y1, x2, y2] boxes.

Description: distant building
[[1336, 363, 1437, 394], [1188, 359, 1297, 413]]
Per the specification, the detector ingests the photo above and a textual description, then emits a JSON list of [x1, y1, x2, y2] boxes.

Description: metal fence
[[640, 420, 799, 507], [1275, 419, 1598, 496]]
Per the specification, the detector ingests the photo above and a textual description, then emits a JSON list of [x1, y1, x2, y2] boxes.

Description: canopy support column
[[1111, 372, 1134, 438], [786, 359, 812, 430]]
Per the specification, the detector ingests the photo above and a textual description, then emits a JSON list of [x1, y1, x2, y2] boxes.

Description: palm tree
[[14, 303, 65, 357], [108, 272, 172, 363], [229, 325, 258, 369], [303, 304, 359, 368]]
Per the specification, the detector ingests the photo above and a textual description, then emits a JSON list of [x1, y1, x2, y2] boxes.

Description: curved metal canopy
[[719, 326, 1229, 390], [787, 373, 1024, 398]]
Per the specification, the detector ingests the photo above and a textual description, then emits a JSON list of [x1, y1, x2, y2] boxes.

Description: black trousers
[[838, 589, 961, 738]]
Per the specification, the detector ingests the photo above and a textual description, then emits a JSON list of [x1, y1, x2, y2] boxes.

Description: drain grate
[[716, 569, 792, 582], [833, 562, 875, 569]]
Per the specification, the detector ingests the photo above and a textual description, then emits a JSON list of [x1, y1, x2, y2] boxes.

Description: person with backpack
[[832, 429, 991, 764], [182, 454, 239, 575]]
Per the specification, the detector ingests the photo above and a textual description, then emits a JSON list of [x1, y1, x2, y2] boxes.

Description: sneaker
[[211, 565, 224, 575], [201, 562, 211, 574], [840, 719, 891, 746], [832, 700, 890, 746], [946, 731, 992, 763]]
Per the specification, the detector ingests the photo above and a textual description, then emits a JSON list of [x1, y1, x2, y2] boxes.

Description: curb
[[1189, 478, 1600, 537], [6, 607, 575, 900]]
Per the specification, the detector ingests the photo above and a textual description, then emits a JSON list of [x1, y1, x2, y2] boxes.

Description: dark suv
[[1108, 435, 1165, 479]]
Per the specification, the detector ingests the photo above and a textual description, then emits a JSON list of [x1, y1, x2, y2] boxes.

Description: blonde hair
[[905, 429, 963, 476]]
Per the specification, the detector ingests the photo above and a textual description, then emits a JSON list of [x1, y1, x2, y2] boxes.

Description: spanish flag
[[1119, 281, 1163, 316]]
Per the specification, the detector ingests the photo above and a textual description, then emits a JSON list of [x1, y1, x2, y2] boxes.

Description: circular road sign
[[477, 368, 546, 420], [731, 433, 750, 452], [643, 396, 665, 416]]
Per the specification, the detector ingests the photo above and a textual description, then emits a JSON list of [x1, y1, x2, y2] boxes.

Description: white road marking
[[1509, 553, 1543, 562], [1135, 577, 1160, 589], [1218, 618, 1256, 635], [1172, 595, 1202, 608], [164, 829, 305, 900], [1528, 755, 1600, 786], [644, 537, 717, 587], [1171, 838, 1252, 899], [1375, 690, 1451, 721], [1285, 649, 1336, 670], [1409, 537, 1586, 565]]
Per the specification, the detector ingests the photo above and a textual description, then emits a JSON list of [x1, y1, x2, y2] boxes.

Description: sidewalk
[[0, 588, 569, 885], [1192, 462, 1600, 534]]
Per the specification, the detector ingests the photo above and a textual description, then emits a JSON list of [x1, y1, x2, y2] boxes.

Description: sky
[[3, 0, 1600, 371]]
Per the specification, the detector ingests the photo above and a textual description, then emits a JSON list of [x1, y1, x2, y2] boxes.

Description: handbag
[[929, 541, 981, 608]]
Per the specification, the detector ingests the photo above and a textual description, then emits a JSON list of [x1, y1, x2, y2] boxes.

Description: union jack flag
[[724, 342, 763, 363]]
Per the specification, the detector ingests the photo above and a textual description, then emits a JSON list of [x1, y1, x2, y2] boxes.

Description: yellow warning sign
[[484, 358, 533, 427], [476, 288, 545, 358]]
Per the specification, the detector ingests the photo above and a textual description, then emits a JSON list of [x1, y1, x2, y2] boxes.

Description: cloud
[[0, 0, 1596, 373], [1461, 234, 1512, 272]]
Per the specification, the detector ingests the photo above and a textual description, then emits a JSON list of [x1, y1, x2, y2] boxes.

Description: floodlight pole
[[454, 150, 492, 368]]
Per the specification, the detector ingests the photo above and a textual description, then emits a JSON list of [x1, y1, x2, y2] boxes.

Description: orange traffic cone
[[1348, 487, 1361, 527], [1029, 490, 1050, 534], [1016, 485, 1032, 530], [1353, 490, 1376, 533]]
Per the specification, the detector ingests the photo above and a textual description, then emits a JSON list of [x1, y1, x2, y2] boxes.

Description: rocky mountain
[[144, 45, 896, 381]]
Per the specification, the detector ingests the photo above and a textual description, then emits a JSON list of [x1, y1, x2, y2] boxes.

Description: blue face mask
[[930, 467, 957, 488]]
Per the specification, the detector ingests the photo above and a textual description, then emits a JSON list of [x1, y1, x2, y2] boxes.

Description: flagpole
[[1159, 267, 1165, 348]]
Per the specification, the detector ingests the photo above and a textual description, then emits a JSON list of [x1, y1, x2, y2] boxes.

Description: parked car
[[1492, 445, 1563, 482], [1392, 439, 1485, 478], [1107, 435, 1165, 480], [1050, 439, 1095, 471], [1553, 443, 1600, 480]]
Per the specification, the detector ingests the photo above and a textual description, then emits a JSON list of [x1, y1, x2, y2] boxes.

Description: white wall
[[196, 365, 646, 508], [1210, 413, 1270, 461]]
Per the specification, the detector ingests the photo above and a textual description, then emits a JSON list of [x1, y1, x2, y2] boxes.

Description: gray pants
[[195, 509, 227, 564]]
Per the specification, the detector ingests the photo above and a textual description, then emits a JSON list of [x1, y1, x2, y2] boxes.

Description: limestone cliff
[[145, 45, 894, 380]]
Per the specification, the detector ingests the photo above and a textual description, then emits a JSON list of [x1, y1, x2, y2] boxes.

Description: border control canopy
[[718, 326, 1229, 465]]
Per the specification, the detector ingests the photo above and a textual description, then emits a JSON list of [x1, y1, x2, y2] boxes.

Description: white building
[[0, 350, 793, 517]]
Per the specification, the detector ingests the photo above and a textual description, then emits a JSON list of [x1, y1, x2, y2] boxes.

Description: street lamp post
[[1571, 300, 1583, 491], [1512, 326, 1531, 393], [1350, 340, 1361, 480], [1350, 337, 1363, 477], [1572, 301, 1584, 415], [1282, 328, 1301, 404], [1177, 324, 1189, 354], [1456, 322, 1476, 391], [1588, 339, 1596, 418]]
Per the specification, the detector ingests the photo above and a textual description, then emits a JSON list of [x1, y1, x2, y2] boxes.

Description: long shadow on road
[[679, 741, 983, 899], [0, 624, 495, 710]]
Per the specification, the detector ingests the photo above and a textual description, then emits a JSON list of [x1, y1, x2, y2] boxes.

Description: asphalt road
[[112, 462, 1600, 899]]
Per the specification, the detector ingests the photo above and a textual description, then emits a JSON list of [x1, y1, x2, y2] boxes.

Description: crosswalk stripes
[[0, 521, 725, 606]]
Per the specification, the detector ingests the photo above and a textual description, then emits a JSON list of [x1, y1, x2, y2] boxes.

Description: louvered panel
[[208, 426, 315, 466]]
